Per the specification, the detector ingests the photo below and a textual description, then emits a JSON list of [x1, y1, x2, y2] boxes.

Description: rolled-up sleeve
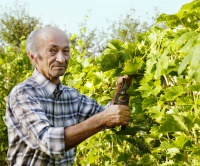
[[77, 94, 105, 123], [7, 90, 65, 158]]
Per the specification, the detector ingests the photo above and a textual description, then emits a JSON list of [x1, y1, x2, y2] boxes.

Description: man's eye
[[63, 50, 70, 53], [49, 48, 56, 52]]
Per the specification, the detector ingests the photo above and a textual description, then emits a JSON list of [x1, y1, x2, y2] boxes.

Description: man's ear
[[28, 52, 38, 64]]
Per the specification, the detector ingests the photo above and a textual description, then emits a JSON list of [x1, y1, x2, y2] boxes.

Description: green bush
[[0, 40, 33, 164], [71, 0, 200, 165]]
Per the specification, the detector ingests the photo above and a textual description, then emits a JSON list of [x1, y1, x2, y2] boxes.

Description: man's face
[[32, 29, 70, 85]]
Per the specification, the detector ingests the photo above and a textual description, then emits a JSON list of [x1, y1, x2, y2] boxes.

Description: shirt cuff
[[47, 127, 65, 158], [104, 101, 111, 108]]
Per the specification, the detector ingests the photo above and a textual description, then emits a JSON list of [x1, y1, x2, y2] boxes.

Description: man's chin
[[52, 71, 65, 77]]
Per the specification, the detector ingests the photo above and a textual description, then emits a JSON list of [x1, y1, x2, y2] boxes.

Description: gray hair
[[26, 27, 69, 58], [26, 29, 41, 57]]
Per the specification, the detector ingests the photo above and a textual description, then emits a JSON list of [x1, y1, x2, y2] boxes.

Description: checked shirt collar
[[32, 69, 63, 98]]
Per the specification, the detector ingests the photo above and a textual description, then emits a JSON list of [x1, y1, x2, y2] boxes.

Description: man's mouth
[[54, 66, 66, 69]]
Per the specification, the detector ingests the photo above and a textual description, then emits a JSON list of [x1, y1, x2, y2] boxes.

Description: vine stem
[[188, 131, 200, 147], [163, 74, 169, 87]]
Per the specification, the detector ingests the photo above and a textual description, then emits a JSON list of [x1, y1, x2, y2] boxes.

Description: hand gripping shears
[[114, 78, 130, 130]]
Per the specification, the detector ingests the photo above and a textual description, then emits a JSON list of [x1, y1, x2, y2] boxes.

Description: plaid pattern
[[4, 69, 104, 166]]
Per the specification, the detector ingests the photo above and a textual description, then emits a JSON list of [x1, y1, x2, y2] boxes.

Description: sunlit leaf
[[142, 97, 157, 110], [159, 114, 189, 132], [161, 86, 184, 101], [121, 57, 144, 75], [173, 133, 189, 149]]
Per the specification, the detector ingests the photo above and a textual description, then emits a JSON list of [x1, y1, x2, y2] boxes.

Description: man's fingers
[[118, 105, 130, 112], [125, 75, 133, 87], [116, 75, 133, 90], [102, 104, 131, 128]]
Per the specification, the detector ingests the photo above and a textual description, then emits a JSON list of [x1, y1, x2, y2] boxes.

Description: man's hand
[[64, 75, 132, 150], [64, 104, 130, 150], [100, 105, 130, 128]]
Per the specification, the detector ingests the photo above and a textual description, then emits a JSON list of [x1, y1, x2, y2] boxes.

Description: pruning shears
[[114, 77, 130, 130], [114, 78, 130, 105]]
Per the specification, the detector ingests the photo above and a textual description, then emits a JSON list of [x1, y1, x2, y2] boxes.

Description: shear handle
[[114, 78, 129, 105]]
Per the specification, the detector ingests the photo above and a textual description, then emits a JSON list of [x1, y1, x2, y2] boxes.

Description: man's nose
[[56, 52, 65, 63]]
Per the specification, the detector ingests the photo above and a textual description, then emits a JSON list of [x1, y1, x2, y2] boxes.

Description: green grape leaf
[[184, 114, 195, 130], [121, 57, 144, 75], [175, 32, 195, 47], [176, 97, 193, 106], [180, 36, 197, 53], [100, 49, 119, 71], [161, 86, 183, 101], [173, 133, 189, 149], [107, 40, 123, 50], [142, 97, 157, 110], [137, 82, 153, 98], [190, 44, 200, 69], [148, 106, 164, 123], [159, 114, 189, 132], [152, 80, 162, 96], [189, 84, 200, 91], [159, 140, 174, 149], [138, 154, 156, 165]]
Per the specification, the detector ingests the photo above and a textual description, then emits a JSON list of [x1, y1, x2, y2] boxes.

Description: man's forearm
[[64, 112, 105, 151], [64, 104, 130, 151]]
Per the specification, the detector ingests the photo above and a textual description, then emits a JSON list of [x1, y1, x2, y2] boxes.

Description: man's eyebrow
[[48, 44, 70, 49], [64, 46, 70, 49]]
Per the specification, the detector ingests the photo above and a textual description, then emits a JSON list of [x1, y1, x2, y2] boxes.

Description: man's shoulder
[[61, 85, 78, 93], [61, 85, 82, 97], [9, 77, 36, 97], [61, 85, 75, 90]]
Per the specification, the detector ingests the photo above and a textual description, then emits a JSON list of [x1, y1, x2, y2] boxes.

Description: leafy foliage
[[69, 0, 200, 165], [0, 3, 41, 46], [108, 8, 158, 43], [0, 39, 33, 164], [70, 8, 156, 57]]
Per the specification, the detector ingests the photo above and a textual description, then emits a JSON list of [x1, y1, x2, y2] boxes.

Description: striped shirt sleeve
[[8, 88, 66, 158]]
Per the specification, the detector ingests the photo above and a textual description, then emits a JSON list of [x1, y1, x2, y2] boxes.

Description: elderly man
[[4, 27, 130, 165]]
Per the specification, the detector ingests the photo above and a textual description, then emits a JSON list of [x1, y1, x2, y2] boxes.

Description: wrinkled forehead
[[38, 28, 69, 47]]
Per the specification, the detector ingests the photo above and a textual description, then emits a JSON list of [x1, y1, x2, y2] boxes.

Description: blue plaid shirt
[[4, 69, 105, 166]]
